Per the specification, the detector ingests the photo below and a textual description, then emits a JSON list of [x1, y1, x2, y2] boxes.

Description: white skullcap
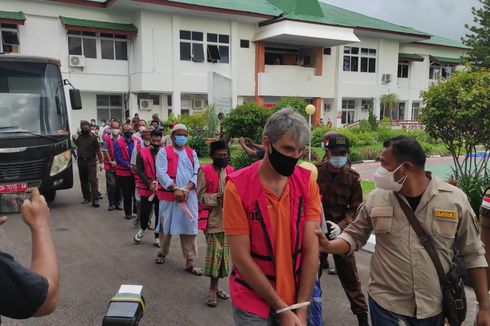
[[172, 123, 187, 133]]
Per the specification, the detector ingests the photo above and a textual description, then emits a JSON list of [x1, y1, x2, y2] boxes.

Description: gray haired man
[[224, 107, 322, 325]]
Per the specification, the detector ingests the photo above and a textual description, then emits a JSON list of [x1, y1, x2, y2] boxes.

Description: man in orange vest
[[154, 124, 201, 275], [224, 107, 322, 325], [197, 140, 234, 307]]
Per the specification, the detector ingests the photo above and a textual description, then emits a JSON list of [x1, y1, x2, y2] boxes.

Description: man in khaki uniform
[[480, 186, 490, 289], [316, 135, 368, 326], [317, 136, 490, 325]]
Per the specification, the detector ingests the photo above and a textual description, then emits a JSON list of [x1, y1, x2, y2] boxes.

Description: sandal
[[185, 266, 203, 276], [206, 294, 217, 307], [154, 253, 166, 264], [216, 289, 230, 300]]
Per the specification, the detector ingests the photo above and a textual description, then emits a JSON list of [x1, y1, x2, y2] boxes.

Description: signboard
[[208, 72, 232, 114]]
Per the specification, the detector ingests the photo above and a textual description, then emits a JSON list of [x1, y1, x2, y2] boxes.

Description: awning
[[59, 16, 137, 36], [399, 53, 424, 62], [0, 11, 26, 25], [253, 19, 360, 47], [430, 55, 463, 65]]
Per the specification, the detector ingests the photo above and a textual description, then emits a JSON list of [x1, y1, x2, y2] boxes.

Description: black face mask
[[268, 144, 299, 177], [81, 129, 90, 135], [123, 131, 133, 139], [150, 144, 161, 151], [213, 157, 229, 168]]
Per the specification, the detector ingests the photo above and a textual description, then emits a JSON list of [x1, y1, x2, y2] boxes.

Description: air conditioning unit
[[69, 55, 86, 68], [382, 73, 392, 84], [192, 98, 205, 110], [139, 99, 154, 110]]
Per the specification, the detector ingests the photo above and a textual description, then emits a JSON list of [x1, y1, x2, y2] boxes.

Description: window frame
[[68, 30, 97, 59], [206, 32, 229, 64], [343, 46, 377, 73], [96, 94, 124, 122], [397, 61, 410, 79], [0, 24, 20, 54], [100, 33, 128, 61], [341, 99, 356, 124]]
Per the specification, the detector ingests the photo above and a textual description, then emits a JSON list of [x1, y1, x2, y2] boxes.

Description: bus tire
[[43, 190, 56, 203]]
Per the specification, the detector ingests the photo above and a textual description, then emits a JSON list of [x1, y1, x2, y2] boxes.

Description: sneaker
[[81, 198, 90, 204], [133, 228, 145, 243], [153, 238, 160, 247], [327, 267, 338, 275], [114, 206, 123, 211], [92, 200, 100, 208], [155, 252, 166, 264], [108, 205, 115, 211], [124, 215, 133, 220]]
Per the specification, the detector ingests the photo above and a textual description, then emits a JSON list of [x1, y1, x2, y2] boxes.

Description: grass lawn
[[361, 180, 375, 197]]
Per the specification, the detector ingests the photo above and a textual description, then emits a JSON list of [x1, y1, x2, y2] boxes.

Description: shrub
[[312, 126, 331, 147], [231, 151, 255, 170], [348, 145, 382, 161], [276, 97, 309, 119], [176, 114, 207, 137], [221, 103, 273, 143], [188, 135, 208, 158], [455, 174, 490, 216]]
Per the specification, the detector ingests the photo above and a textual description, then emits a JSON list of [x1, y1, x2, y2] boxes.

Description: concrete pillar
[[312, 97, 322, 126], [172, 90, 181, 116], [254, 41, 265, 105], [315, 47, 323, 76]]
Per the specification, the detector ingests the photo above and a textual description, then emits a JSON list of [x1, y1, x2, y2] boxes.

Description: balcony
[[258, 64, 328, 98]]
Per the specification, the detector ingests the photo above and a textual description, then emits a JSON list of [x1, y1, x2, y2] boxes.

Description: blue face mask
[[330, 156, 347, 169], [174, 135, 188, 147]]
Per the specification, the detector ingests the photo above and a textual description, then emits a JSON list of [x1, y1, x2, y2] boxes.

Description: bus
[[0, 55, 82, 212]]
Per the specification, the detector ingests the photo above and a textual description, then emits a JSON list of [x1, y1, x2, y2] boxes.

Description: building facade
[[0, 0, 468, 129]]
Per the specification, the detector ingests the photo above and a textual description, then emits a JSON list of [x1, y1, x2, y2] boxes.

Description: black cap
[[326, 134, 349, 152]]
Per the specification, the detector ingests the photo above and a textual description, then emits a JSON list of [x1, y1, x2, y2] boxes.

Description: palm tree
[[380, 93, 399, 121]]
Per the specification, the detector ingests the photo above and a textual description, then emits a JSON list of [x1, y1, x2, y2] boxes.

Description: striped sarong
[[203, 232, 230, 279]]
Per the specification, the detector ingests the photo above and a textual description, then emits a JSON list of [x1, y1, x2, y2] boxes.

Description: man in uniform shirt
[[72, 120, 103, 207], [317, 136, 490, 325], [316, 134, 368, 326], [0, 189, 59, 321], [480, 186, 490, 289]]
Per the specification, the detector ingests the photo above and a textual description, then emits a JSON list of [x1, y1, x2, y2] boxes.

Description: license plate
[[0, 183, 28, 193]]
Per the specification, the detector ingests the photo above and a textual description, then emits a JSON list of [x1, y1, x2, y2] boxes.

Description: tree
[[221, 103, 273, 143], [462, 0, 490, 69], [276, 97, 309, 118], [380, 93, 399, 121], [367, 105, 378, 131], [419, 69, 490, 211]]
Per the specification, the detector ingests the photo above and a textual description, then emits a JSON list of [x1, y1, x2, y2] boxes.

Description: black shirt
[[0, 251, 48, 320], [406, 194, 423, 212], [73, 133, 100, 160]]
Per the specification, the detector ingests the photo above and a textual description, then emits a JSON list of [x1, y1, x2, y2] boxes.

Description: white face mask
[[139, 126, 145, 133], [143, 140, 150, 146], [111, 129, 120, 137], [373, 163, 408, 192]]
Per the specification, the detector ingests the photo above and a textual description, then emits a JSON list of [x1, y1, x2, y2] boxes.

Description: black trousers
[[139, 195, 159, 237], [78, 159, 98, 201], [117, 175, 135, 216], [320, 253, 368, 315], [106, 170, 121, 207]]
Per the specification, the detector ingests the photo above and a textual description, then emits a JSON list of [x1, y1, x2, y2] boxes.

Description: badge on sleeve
[[434, 209, 458, 220]]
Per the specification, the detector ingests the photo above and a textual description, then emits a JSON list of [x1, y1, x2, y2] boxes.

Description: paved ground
[[0, 164, 478, 325]]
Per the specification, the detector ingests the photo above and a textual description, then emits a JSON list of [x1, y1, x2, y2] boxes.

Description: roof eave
[[133, 0, 276, 20], [354, 26, 430, 41], [410, 41, 470, 51], [62, 24, 137, 36]]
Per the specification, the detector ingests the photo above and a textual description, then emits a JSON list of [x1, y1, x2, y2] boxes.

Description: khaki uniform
[[480, 186, 490, 289], [339, 173, 487, 319], [316, 161, 367, 315], [73, 133, 100, 201]]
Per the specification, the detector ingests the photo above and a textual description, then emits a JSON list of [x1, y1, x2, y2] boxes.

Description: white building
[[0, 0, 468, 128]]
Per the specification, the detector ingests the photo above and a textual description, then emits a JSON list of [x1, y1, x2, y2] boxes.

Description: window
[[411, 102, 421, 120], [341, 99, 356, 124], [96, 95, 123, 122], [207, 33, 229, 63], [1, 24, 20, 53], [167, 95, 172, 107], [343, 47, 359, 72], [360, 48, 376, 73], [240, 39, 249, 48], [398, 61, 409, 78], [180, 30, 204, 62], [343, 47, 376, 73], [361, 99, 373, 111], [323, 47, 331, 55], [68, 31, 97, 58], [100, 33, 128, 60], [429, 62, 455, 80], [393, 102, 406, 121]]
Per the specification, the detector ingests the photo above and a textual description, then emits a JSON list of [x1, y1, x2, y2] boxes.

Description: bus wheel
[[43, 190, 56, 203]]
